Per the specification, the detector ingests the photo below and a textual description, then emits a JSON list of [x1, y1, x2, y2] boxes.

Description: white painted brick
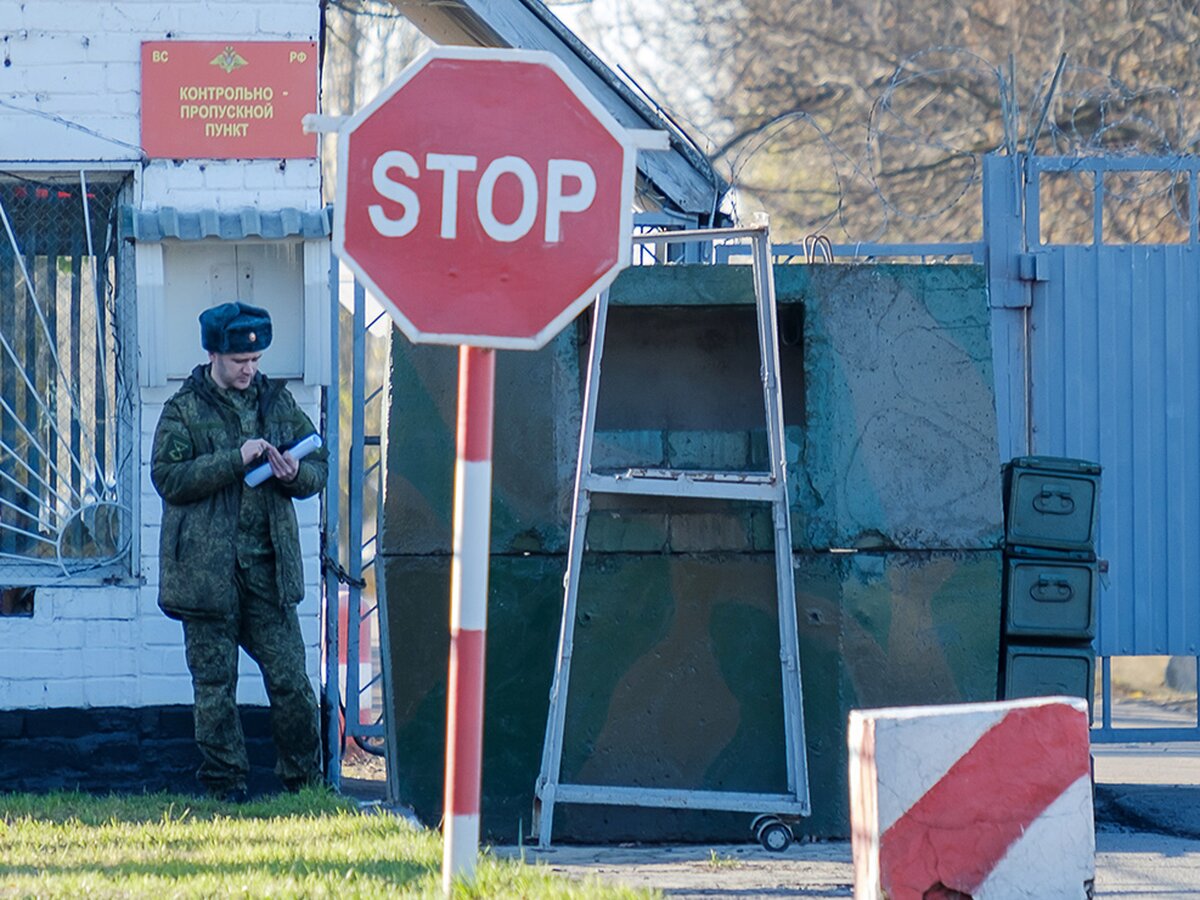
[[8, 650, 84, 681], [20, 62, 86, 93], [140, 466, 156, 500], [254, 4, 319, 36], [0, 114, 137, 163], [3, 33, 69, 68], [3, 620, 87, 650], [140, 615, 184, 648], [86, 37, 143, 66], [300, 527, 319, 558], [151, 186, 220, 210], [243, 161, 288, 190], [138, 674, 193, 706], [50, 589, 138, 621], [302, 555, 319, 587], [288, 383, 321, 407], [81, 649, 138, 678], [0, 626, 35, 671], [14, 2, 105, 31], [85, 676, 139, 708], [0, 678, 22, 709], [282, 158, 321, 189], [253, 187, 315, 209], [40, 679, 87, 708], [173, 4, 262, 34], [140, 553, 161, 588], [201, 163, 247, 191], [80, 620, 139, 650], [296, 593, 319, 616], [52, 91, 139, 117], [237, 678, 269, 706], [140, 388, 173, 409], [137, 586, 161, 613], [295, 494, 319, 526], [300, 616, 319, 646], [98, 5, 173, 31], [142, 161, 207, 198], [142, 493, 162, 527], [139, 646, 188, 676], [140, 515, 159, 544]]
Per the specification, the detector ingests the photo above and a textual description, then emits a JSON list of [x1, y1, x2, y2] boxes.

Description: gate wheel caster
[[752, 815, 793, 852]]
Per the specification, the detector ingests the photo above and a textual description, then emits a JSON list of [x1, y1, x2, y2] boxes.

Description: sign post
[[444, 345, 494, 889], [332, 46, 662, 891]]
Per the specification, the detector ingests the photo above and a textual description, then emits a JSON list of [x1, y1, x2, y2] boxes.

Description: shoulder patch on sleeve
[[164, 433, 191, 462]]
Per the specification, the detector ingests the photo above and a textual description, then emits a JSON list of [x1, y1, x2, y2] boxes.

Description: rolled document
[[244, 433, 322, 487]]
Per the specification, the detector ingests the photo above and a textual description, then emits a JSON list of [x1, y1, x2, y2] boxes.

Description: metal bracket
[[1017, 252, 1050, 283]]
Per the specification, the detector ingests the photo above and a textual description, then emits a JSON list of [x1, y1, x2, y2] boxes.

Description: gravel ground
[[496, 841, 854, 899]]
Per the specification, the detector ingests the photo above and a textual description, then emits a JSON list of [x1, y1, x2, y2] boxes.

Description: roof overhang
[[388, 0, 728, 225]]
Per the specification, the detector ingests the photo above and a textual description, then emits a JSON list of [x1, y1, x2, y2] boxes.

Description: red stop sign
[[334, 48, 637, 350]]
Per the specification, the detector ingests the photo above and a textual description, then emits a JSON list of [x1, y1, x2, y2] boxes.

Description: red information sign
[[141, 41, 317, 159]]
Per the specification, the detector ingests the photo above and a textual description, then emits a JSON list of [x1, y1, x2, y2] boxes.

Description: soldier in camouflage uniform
[[151, 301, 327, 801]]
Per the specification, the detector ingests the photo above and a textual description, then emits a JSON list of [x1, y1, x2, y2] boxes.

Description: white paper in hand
[[244, 433, 322, 487]]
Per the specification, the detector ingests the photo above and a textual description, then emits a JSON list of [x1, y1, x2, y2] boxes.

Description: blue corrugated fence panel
[[1030, 241, 1200, 656]]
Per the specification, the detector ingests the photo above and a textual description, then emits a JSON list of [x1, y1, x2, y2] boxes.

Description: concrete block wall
[[0, 0, 325, 716], [379, 263, 1006, 841]]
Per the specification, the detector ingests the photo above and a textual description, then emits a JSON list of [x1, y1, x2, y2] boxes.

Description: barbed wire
[[719, 47, 1200, 244]]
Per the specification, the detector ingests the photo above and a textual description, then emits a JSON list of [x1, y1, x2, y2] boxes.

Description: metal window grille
[[0, 171, 134, 582]]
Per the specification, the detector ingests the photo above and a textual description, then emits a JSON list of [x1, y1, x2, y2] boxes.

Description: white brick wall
[[0, 0, 320, 168], [0, 0, 327, 711]]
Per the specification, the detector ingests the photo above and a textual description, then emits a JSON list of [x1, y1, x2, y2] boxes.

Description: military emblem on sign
[[210, 46, 248, 74]]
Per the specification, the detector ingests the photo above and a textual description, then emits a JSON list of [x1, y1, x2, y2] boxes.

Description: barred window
[[0, 171, 134, 582]]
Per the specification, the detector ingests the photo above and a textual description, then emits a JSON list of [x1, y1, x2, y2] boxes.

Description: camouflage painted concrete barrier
[[379, 262, 1003, 841]]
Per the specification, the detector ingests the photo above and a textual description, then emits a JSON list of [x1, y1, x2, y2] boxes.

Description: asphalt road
[[368, 695, 1200, 897], [495, 729, 1200, 898], [506, 830, 1200, 898]]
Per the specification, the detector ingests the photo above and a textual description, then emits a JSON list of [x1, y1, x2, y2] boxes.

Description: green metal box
[[1003, 553, 1097, 640], [1003, 641, 1095, 712], [1004, 456, 1100, 552]]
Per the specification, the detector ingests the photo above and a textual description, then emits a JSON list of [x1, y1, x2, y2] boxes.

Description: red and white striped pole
[[442, 345, 495, 894]]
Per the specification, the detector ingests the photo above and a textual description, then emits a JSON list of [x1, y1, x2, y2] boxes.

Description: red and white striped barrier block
[[849, 696, 1093, 900]]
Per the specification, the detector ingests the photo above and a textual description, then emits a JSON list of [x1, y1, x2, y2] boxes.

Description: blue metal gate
[[986, 153, 1200, 738], [323, 258, 389, 787]]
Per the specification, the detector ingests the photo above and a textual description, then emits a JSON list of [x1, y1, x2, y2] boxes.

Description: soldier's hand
[[266, 443, 299, 483], [241, 438, 272, 466]]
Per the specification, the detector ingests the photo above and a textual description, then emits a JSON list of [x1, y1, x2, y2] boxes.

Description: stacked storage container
[[1000, 457, 1102, 714]]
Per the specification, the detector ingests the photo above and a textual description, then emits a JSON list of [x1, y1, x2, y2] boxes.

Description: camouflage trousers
[[182, 558, 321, 794]]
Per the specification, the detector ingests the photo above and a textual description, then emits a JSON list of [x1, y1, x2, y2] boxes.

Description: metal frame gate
[[986, 152, 1200, 741], [532, 226, 810, 848], [323, 258, 389, 787]]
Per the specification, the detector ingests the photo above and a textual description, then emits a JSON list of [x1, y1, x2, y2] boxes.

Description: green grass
[[0, 790, 655, 898]]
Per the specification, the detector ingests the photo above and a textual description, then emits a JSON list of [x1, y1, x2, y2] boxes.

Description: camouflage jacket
[[151, 365, 328, 621]]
